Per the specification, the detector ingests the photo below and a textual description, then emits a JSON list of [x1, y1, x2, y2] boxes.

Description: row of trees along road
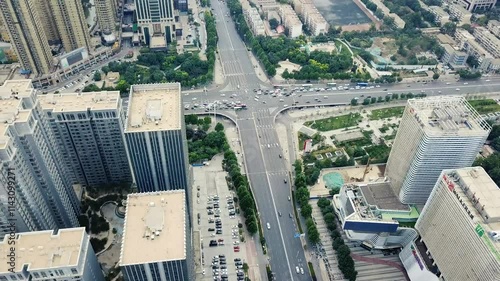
[[317, 198, 358, 281]]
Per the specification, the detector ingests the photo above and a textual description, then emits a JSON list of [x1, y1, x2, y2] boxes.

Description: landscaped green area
[[364, 144, 391, 164], [298, 132, 324, 151], [468, 99, 500, 114], [227, 0, 373, 81], [185, 115, 228, 164], [304, 113, 361, 132], [369, 106, 405, 120], [84, 12, 217, 94]]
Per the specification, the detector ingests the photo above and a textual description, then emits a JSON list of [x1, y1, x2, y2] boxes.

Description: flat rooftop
[[0, 98, 31, 150], [38, 91, 120, 113], [126, 83, 181, 132], [359, 182, 408, 211], [0, 79, 33, 98], [0, 228, 85, 273], [443, 167, 500, 252], [120, 191, 186, 265], [407, 96, 491, 136]]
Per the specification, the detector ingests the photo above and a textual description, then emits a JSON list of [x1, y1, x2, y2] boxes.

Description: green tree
[[307, 225, 320, 243], [215, 122, 224, 132], [350, 98, 358, 106], [93, 71, 102, 81], [269, 18, 280, 30], [433, 73, 440, 80], [300, 203, 312, 218]]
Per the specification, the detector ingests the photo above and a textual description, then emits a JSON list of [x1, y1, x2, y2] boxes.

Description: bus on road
[[327, 82, 337, 87], [357, 82, 368, 87], [301, 84, 313, 89]]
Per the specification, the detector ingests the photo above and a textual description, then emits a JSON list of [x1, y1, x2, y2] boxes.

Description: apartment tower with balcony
[[0, 0, 54, 75]]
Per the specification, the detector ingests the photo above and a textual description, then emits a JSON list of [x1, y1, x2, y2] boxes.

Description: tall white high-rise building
[[134, 0, 176, 49], [36, 91, 132, 188], [119, 191, 193, 281], [410, 167, 500, 281], [0, 227, 105, 281], [385, 96, 490, 204], [122, 83, 189, 193], [0, 80, 78, 236]]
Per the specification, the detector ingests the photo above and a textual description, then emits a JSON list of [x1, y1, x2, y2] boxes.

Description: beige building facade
[[0, 0, 53, 75], [49, 0, 92, 53]]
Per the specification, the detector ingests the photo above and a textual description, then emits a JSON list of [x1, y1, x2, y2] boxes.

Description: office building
[[487, 19, 500, 37], [36, 91, 132, 188], [0, 80, 79, 236], [457, 0, 497, 11], [0, 0, 54, 75], [244, 8, 266, 36], [135, 0, 177, 49], [0, 227, 104, 281], [49, 0, 92, 53], [95, 0, 118, 44], [278, 5, 303, 38], [333, 180, 418, 249], [441, 43, 468, 69], [123, 83, 189, 192], [409, 167, 500, 281], [385, 96, 490, 204], [474, 26, 500, 58], [120, 191, 193, 281]]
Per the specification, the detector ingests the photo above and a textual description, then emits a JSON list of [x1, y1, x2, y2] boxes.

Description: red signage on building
[[443, 174, 455, 191]]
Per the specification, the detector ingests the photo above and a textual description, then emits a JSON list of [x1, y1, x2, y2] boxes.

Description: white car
[[296, 266, 300, 274], [300, 268, 304, 275], [456, 88, 460, 91], [267, 223, 271, 229]]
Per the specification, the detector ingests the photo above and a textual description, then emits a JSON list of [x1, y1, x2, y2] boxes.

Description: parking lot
[[193, 155, 249, 281]]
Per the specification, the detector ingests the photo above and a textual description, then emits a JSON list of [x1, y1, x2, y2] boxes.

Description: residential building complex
[[244, 7, 265, 36], [385, 96, 490, 204], [95, 0, 118, 44], [120, 191, 193, 281], [0, 0, 54, 75], [301, 4, 329, 36], [123, 83, 189, 193], [0, 227, 104, 281], [487, 20, 500, 37], [278, 5, 303, 38], [448, 4, 472, 24], [473, 26, 500, 58], [333, 181, 418, 249], [410, 167, 500, 281], [456, 0, 498, 11], [441, 43, 468, 69], [36, 91, 131, 188], [0, 80, 79, 236], [135, 0, 177, 49], [49, 0, 92, 53], [455, 28, 498, 70], [34, 1, 60, 44], [369, 0, 406, 28], [427, 6, 450, 24]]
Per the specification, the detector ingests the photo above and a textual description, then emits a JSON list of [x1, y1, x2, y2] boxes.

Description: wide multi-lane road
[[204, 1, 500, 280], [209, 1, 310, 280]]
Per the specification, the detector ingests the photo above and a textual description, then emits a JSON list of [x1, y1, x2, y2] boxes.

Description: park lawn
[[304, 113, 361, 132], [468, 99, 500, 114], [369, 106, 405, 120], [364, 144, 391, 163]]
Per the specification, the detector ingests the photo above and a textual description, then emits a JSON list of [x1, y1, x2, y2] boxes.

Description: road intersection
[[194, 1, 500, 280]]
